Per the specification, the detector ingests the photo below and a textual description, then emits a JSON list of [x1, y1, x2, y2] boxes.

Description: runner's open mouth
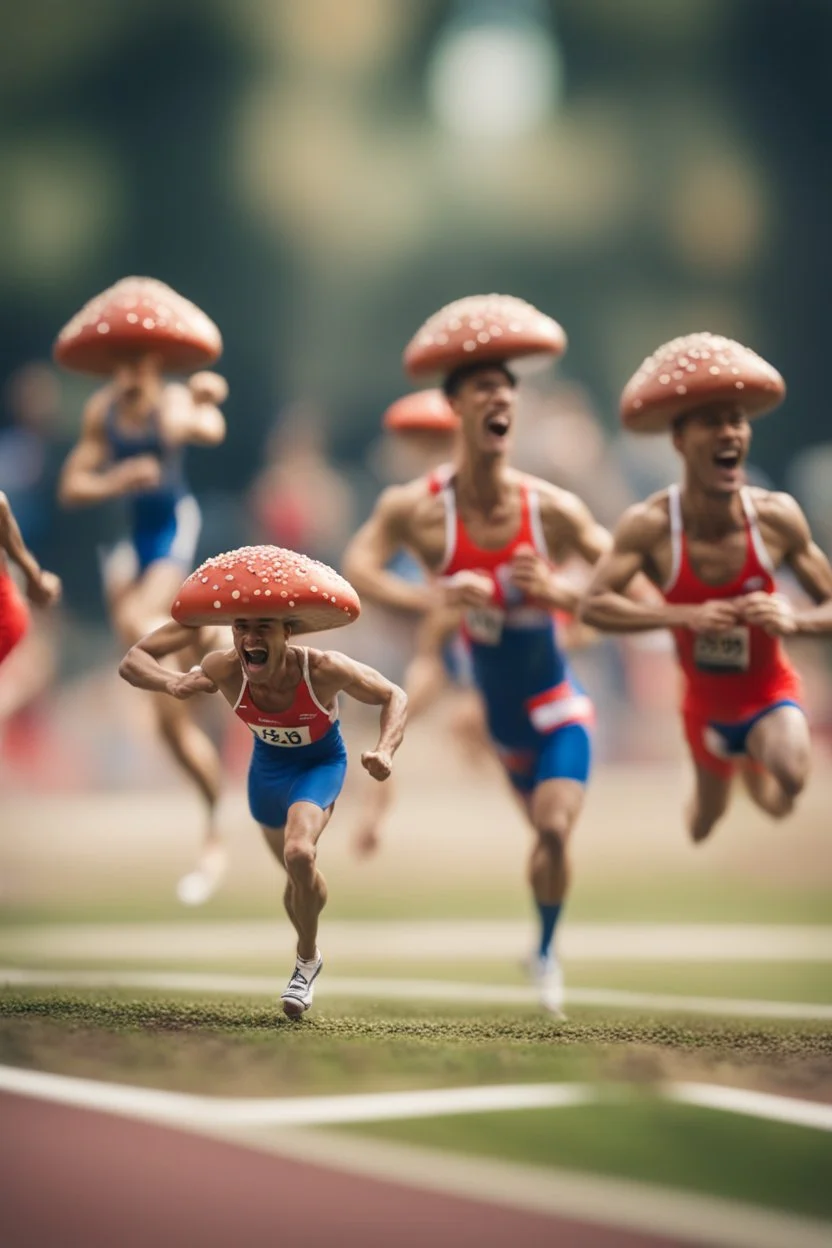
[[485, 414, 510, 437], [713, 450, 740, 469], [243, 647, 268, 666]]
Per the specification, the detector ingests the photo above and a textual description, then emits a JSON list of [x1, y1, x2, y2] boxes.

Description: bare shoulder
[[80, 385, 114, 434], [527, 474, 596, 524], [201, 647, 240, 681], [305, 647, 352, 680], [613, 491, 671, 548], [750, 487, 809, 540], [381, 477, 442, 518]]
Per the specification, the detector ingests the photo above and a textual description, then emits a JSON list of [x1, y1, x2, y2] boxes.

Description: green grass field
[[1, 754, 831, 1227]]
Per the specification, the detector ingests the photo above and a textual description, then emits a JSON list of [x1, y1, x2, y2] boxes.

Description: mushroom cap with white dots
[[403, 294, 567, 382], [620, 332, 785, 433], [53, 276, 222, 376], [171, 545, 360, 631]]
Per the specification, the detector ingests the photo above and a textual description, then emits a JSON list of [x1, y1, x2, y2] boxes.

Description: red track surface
[[1, 1090, 690, 1247]]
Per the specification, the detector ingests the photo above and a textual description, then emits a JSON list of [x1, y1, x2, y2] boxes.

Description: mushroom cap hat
[[171, 545, 360, 631], [403, 294, 566, 382], [382, 389, 460, 434], [54, 276, 222, 376], [620, 332, 785, 433]]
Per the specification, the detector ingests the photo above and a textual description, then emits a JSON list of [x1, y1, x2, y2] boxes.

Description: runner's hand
[[738, 591, 797, 636], [188, 371, 229, 405], [510, 544, 576, 608], [686, 600, 741, 634], [115, 454, 162, 493], [361, 749, 393, 781], [26, 569, 62, 608], [441, 571, 493, 609]]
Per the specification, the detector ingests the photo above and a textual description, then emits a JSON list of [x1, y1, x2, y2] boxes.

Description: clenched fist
[[361, 749, 393, 781], [739, 591, 797, 636], [188, 371, 229, 406]]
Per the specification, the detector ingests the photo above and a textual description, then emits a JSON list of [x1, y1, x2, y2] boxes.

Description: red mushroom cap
[[620, 332, 785, 433], [53, 276, 222, 376], [382, 389, 460, 434], [403, 294, 567, 381], [171, 546, 360, 632]]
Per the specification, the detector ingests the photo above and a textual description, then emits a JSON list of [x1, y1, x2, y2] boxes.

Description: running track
[[1, 1091, 686, 1248]]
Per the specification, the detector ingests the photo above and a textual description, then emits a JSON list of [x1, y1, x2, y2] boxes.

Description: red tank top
[[439, 479, 547, 599], [663, 485, 801, 718], [0, 566, 30, 664], [233, 647, 338, 747], [437, 477, 552, 644]]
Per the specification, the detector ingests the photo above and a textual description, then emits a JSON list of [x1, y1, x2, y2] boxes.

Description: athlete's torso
[[436, 476, 577, 743], [233, 647, 340, 748], [105, 400, 188, 528], [663, 484, 800, 716]]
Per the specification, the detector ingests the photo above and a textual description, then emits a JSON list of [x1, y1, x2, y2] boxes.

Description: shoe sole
[[281, 997, 308, 1019]]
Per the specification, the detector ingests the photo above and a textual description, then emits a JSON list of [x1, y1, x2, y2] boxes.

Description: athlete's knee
[[535, 812, 572, 858], [283, 836, 317, 880], [769, 755, 808, 800]]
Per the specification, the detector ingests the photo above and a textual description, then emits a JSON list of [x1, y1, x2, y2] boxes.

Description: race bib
[[249, 724, 312, 747], [465, 606, 505, 646], [693, 627, 750, 673]]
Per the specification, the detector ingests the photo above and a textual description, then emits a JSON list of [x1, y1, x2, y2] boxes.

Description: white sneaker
[[176, 844, 228, 907], [533, 954, 566, 1019], [280, 952, 323, 1018]]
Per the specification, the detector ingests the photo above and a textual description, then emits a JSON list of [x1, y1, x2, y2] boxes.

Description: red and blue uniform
[[235, 647, 347, 826], [0, 562, 30, 666], [663, 484, 803, 776], [436, 476, 593, 792], [103, 403, 200, 577]]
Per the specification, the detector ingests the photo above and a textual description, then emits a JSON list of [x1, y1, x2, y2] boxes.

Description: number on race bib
[[465, 606, 505, 646], [250, 724, 312, 747], [693, 627, 750, 673]]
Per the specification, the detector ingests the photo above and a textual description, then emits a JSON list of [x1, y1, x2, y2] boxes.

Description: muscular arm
[[317, 651, 407, 774], [58, 390, 159, 507], [748, 494, 832, 636], [580, 504, 701, 632], [342, 485, 436, 614], [119, 620, 224, 695], [0, 492, 61, 606], [159, 375, 227, 448]]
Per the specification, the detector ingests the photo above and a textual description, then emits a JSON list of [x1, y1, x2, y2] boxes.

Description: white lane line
[[669, 1083, 832, 1132], [2, 1064, 830, 1135], [3, 966, 831, 1021], [0, 1066, 593, 1127], [1, 1065, 831, 1247], [239, 1126, 832, 1248], [2, 921, 830, 961]]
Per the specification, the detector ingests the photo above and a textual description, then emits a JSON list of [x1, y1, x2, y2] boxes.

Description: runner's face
[[232, 618, 289, 683], [449, 368, 517, 459], [113, 354, 164, 408], [673, 404, 751, 496]]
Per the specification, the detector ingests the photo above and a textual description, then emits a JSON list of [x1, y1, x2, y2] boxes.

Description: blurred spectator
[[248, 402, 356, 565]]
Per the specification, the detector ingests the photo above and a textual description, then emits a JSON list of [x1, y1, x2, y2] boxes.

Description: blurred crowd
[[3, 356, 831, 795]]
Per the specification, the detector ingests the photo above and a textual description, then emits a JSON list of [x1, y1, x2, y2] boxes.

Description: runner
[[120, 545, 407, 1017], [0, 490, 61, 667], [344, 295, 613, 1015], [55, 277, 230, 903], [581, 331, 832, 839]]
